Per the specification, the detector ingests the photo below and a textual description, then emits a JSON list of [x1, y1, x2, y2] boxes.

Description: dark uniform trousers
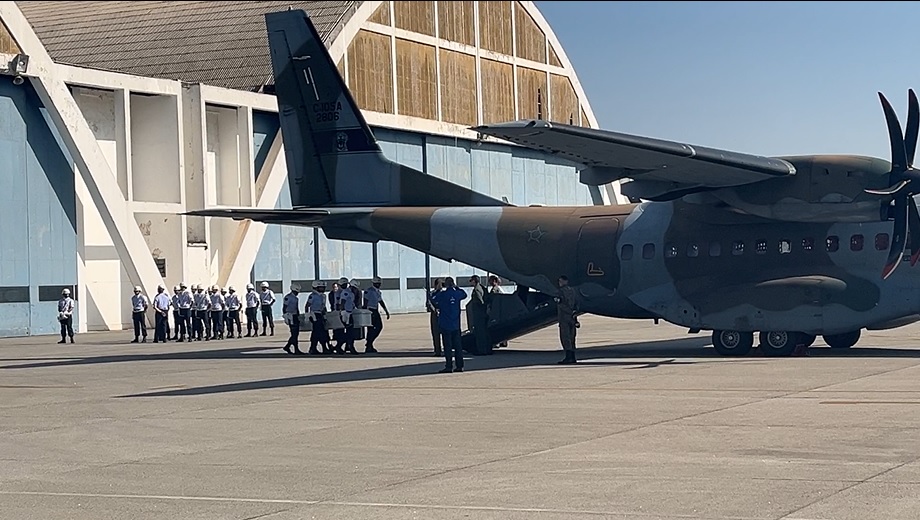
[[210, 311, 224, 339], [286, 314, 301, 351], [559, 319, 577, 353], [470, 309, 490, 355], [310, 313, 329, 352], [60, 316, 74, 340], [366, 309, 383, 347], [429, 310, 441, 355], [246, 307, 259, 335], [441, 329, 463, 370], [227, 310, 241, 337], [154, 312, 168, 342], [191, 310, 203, 340], [178, 308, 190, 338], [261, 304, 274, 334], [171, 310, 180, 339], [132, 311, 147, 339]]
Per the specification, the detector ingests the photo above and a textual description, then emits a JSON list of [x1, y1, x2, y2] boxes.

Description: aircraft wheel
[[824, 330, 861, 349], [712, 330, 753, 356], [759, 331, 801, 357]]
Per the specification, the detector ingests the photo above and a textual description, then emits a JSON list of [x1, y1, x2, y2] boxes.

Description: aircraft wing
[[473, 120, 797, 201], [184, 207, 378, 242]]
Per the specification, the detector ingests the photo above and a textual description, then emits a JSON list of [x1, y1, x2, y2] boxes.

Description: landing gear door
[[575, 217, 620, 298]]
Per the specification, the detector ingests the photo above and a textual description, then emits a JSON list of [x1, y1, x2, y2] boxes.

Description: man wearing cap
[[176, 282, 192, 342], [169, 285, 182, 341], [334, 277, 358, 354], [430, 277, 468, 373], [57, 288, 76, 344], [130, 286, 149, 343], [259, 281, 276, 336], [193, 284, 210, 341], [363, 276, 390, 353], [307, 280, 330, 355], [244, 283, 260, 337], [153, 284, 171, 343], [209, 285, 226, 340], [225, 286, 242, 339], [282, 283, 304, 355]]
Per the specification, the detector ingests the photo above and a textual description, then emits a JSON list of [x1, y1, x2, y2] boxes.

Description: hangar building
[[0, 1, 619, 337]]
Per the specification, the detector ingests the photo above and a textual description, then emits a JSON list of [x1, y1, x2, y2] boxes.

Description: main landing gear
[[711, 329, 859, 357]]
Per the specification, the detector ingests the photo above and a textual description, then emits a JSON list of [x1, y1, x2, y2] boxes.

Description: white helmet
[[338, 277, 349, 286], [311, 280, 325, 289], [157, 284, 165, 291], [228, 286, 235, 292], [220, 287, 227, 293], [179, 282, 187, 289], [212, 285, 220, 292], [62, 288, 71, 296], [133, 286, 142, 292], [350, 279, 360, 288], [290, 283, 301, 292], [260, 281, 269, 288], [246, 283, 254, 290], [372, 276, 382, 284], [173, 285, 180, 292]]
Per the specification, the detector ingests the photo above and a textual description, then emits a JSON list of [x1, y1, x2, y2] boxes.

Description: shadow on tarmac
[[3, 335, 919, 398]]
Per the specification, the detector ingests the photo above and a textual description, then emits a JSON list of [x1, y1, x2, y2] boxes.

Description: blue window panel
[[252, 110, 280, 179], [429, 257, 451, 279], [424, 138, 448, 179], [446, 144, 472, 188], [376, 241, 401, 278], [346, 241, 373, 278], [399, 245, 425, 278], [489, 150, 513, 202], [524, 158, 546, 205], [254, 224, 283, 282], [396, 141, 423, 171], [32, 301, 69, 335], [556, 166, 576, 206], [378, 138, 398, 162], [512, 170, 526, 206], [0, 304, 31, 337], [318, 229, 346, 280], [281, 225, 315, 281]]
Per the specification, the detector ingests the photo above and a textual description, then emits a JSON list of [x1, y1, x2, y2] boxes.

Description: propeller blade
[[909, 195, 920, 266], [907, 89, 920, 165], [883, 195, 909, 279], [866, 179, 910, 196], [880, 92, 909, 173]]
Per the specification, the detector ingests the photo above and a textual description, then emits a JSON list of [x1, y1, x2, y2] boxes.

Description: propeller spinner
[[865, 89, 920, 279]]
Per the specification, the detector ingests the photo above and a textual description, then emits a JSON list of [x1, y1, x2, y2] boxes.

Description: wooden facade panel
[[514, 2, 546, 63], [347, 30, 394, 114], [368, 1, 391, 25], [517, 67, 547, 120], [549, 43, 562, 67], [439, 49, 477, 126], [581, 107, 590, 127], [437, 1, 475, 46], [481, 58, 514, 124], [0, 20, 20, 54], [394, 1, 435, 37], [550, 74, 579, 125], [395, 38, 437, 120], [478, 1, 512, 56], [337, 58, 345, 78]]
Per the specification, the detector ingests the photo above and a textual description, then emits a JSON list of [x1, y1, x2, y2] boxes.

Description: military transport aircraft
[[188, 9, 920, 357]]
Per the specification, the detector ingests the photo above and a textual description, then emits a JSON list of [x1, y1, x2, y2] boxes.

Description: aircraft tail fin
[[265, 9, 504, 208]]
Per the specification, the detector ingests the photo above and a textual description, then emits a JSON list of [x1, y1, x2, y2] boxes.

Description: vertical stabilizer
[[265, 9, 504, 208]]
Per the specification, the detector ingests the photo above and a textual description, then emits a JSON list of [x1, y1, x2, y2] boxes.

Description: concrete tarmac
[[3, 313, 920, 519]]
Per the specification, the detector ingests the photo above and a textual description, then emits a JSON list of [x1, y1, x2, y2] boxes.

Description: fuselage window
[[802, 237, 814, 251], [665, 244, 678, 258], [755, 239, 767, 254], [642, 243, 655, 259], [709, 241, 721, 257], [731, 240, 744, 256], [875, 233, 890, 251], [826, 235, 839, 252], [621, 244, 634, 260], [851, 234, 864, 251], [687, 243, 699, 257], [779, 239, 792, 254]]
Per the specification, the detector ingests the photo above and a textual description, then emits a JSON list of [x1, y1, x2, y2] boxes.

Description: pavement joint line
[[0, 491, 764, 519]]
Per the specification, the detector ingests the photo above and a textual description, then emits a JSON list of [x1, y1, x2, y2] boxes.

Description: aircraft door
[[574, 217, 620, 298]]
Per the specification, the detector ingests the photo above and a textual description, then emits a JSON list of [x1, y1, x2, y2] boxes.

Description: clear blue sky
[[537, 1, 919, 159]]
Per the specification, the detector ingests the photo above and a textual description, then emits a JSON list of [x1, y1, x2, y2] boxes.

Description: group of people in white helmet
[[280, 276, 390, 356], [128, 282, 278, 343]]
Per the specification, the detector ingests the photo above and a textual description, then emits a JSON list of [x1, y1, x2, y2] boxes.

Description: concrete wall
[[0, 76, 77, 336], [130, 93, 181, 204]]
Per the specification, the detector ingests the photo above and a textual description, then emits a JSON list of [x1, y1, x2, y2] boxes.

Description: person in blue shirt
[[430, 276, 467, 373]]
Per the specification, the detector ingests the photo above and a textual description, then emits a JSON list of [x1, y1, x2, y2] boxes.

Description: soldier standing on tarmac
[[282, 283, 304, 355], [259, 281, 276, 336], [225, 286, 242, 339], [363, 276, 390, 353], [245, 283, 260, 337], [307, 280, 330, 355], [177, 282, 192, 342], [555, 275, 579, 364]]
